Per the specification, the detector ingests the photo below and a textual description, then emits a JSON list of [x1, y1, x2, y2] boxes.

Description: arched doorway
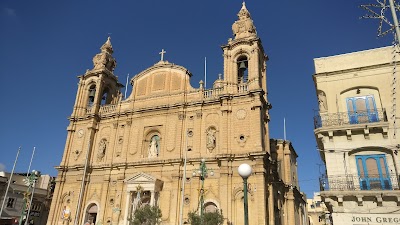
[[85, 203, 98, 224]]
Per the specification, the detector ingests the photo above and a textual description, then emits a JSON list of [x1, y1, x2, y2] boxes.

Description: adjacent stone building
[[47, 3, 307, 225], [313, 46, 400, 225], [0, 172, 55, 225], [307, 192, 330, 225]]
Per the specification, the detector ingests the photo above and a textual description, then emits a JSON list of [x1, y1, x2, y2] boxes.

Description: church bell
[[89, 89, 96, 98], [239, 61, 247, 70], [88, 89, 96, 103]]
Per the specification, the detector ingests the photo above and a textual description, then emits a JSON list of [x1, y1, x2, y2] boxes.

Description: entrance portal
[[85, 204, 98, 224]]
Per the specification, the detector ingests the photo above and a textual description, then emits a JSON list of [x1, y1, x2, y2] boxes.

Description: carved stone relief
[[73, 150, 81, 161], [236, 109, 247, 120], [236, 134, 249, 147]]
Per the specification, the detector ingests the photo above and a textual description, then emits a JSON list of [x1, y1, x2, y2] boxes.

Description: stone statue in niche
[[206, 128, 216, 152], [318, 91, 328, 112], [148, 135, 160, 158], [97, 139, 107, 161]]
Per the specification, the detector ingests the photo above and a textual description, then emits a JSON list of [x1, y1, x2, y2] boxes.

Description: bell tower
[[71, 37, 123, 117], [222, 2, 268, 94]]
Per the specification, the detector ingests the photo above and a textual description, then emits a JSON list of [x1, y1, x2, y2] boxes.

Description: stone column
[[286, 190, 295, 225], [150, 191, 155, 206], [268, 184, 275, 225]]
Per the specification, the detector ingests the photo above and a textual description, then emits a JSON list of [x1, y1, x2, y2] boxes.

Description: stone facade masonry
[[46, 3, 307, 225]]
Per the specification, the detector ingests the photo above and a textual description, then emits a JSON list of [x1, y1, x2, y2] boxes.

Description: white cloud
[[3, 7, 16, 17], [0, 163, 5, 172]]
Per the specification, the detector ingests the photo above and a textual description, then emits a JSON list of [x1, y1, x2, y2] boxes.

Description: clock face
[[77, 129, 84, 138]]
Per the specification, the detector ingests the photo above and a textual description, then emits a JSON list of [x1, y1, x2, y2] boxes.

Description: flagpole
[[0, 147, 21, 217], [74, 139, 91, 225], [284, 118, 287, 140], [26, 147, 35, 177], [124, 73, 129, 99], [204, 57, 207, 89]]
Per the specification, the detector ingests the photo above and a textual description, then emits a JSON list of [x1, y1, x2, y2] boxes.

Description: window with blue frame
[[346, 95, 378, 124], [356, 154, 391, 190]]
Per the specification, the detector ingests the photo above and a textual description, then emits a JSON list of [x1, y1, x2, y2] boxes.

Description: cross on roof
[[159, 49, 166, 61]]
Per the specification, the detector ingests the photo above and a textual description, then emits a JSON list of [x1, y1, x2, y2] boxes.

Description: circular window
[[184, 196, 190, 205]]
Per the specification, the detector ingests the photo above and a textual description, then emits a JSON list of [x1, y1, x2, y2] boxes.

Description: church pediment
[[129, 61, 195, 99], [125, 172, 164, 192], [126, 172, 157, 184]]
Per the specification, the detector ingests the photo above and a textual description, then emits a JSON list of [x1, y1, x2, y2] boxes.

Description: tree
[[188, 210, 224, 225], [130, 205, 162, 225]]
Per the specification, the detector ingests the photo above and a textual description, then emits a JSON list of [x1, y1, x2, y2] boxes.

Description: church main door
[[85, 204, 98, 224]]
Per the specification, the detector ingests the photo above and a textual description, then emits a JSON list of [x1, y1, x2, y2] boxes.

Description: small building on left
[[0, 171, 55, 225]]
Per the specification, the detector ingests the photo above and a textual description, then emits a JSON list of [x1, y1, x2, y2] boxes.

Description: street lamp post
[[238, 163, 252, 225], [19, 170, 41, 225], [193, 159, 214, 219]]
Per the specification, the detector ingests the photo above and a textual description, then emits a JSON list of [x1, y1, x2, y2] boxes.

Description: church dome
[[129, 60, 194, 99]]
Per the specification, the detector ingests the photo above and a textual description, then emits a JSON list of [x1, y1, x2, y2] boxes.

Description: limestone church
[[47, 3, 307, 225]]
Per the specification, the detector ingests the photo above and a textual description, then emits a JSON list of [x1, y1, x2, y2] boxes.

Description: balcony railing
[[319, 174, 399, 191], [238, 83, 248, 93], [203, 87, 224, 99], [86, 105, 94, 114], [314, 108, 387, 129], [99, 104, 117, 115]]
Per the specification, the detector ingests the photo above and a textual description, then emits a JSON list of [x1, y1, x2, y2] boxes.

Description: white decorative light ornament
[[238, 163, 252, 179]]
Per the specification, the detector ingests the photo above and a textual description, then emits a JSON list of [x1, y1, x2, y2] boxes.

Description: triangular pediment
[[125, 172, 156, 184]]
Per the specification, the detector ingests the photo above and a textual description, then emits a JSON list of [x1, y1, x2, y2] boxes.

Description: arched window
[[347, 95, 378, 124], [88, 85, 96, 106], [101, 87, 109, 105], [237, 56, 248, 83], [356, 154, 391, 190]]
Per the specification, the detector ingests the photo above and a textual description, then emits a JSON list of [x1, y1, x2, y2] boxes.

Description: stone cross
[[159, 49, 166, 61]]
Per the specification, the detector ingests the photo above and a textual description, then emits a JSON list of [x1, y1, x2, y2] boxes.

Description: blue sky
[[0, 0, 394, 197]]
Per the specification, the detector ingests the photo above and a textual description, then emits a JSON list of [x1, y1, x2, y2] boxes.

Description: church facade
[[47, 3, 307, 225]]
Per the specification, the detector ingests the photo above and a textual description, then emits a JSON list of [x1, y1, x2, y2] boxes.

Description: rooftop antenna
[[204, 57, 207, 89], [125, 73, 129, 99]]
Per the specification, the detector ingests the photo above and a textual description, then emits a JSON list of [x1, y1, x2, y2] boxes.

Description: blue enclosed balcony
[[319, 173, 399, 191], [314, 108, 387, 129]]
